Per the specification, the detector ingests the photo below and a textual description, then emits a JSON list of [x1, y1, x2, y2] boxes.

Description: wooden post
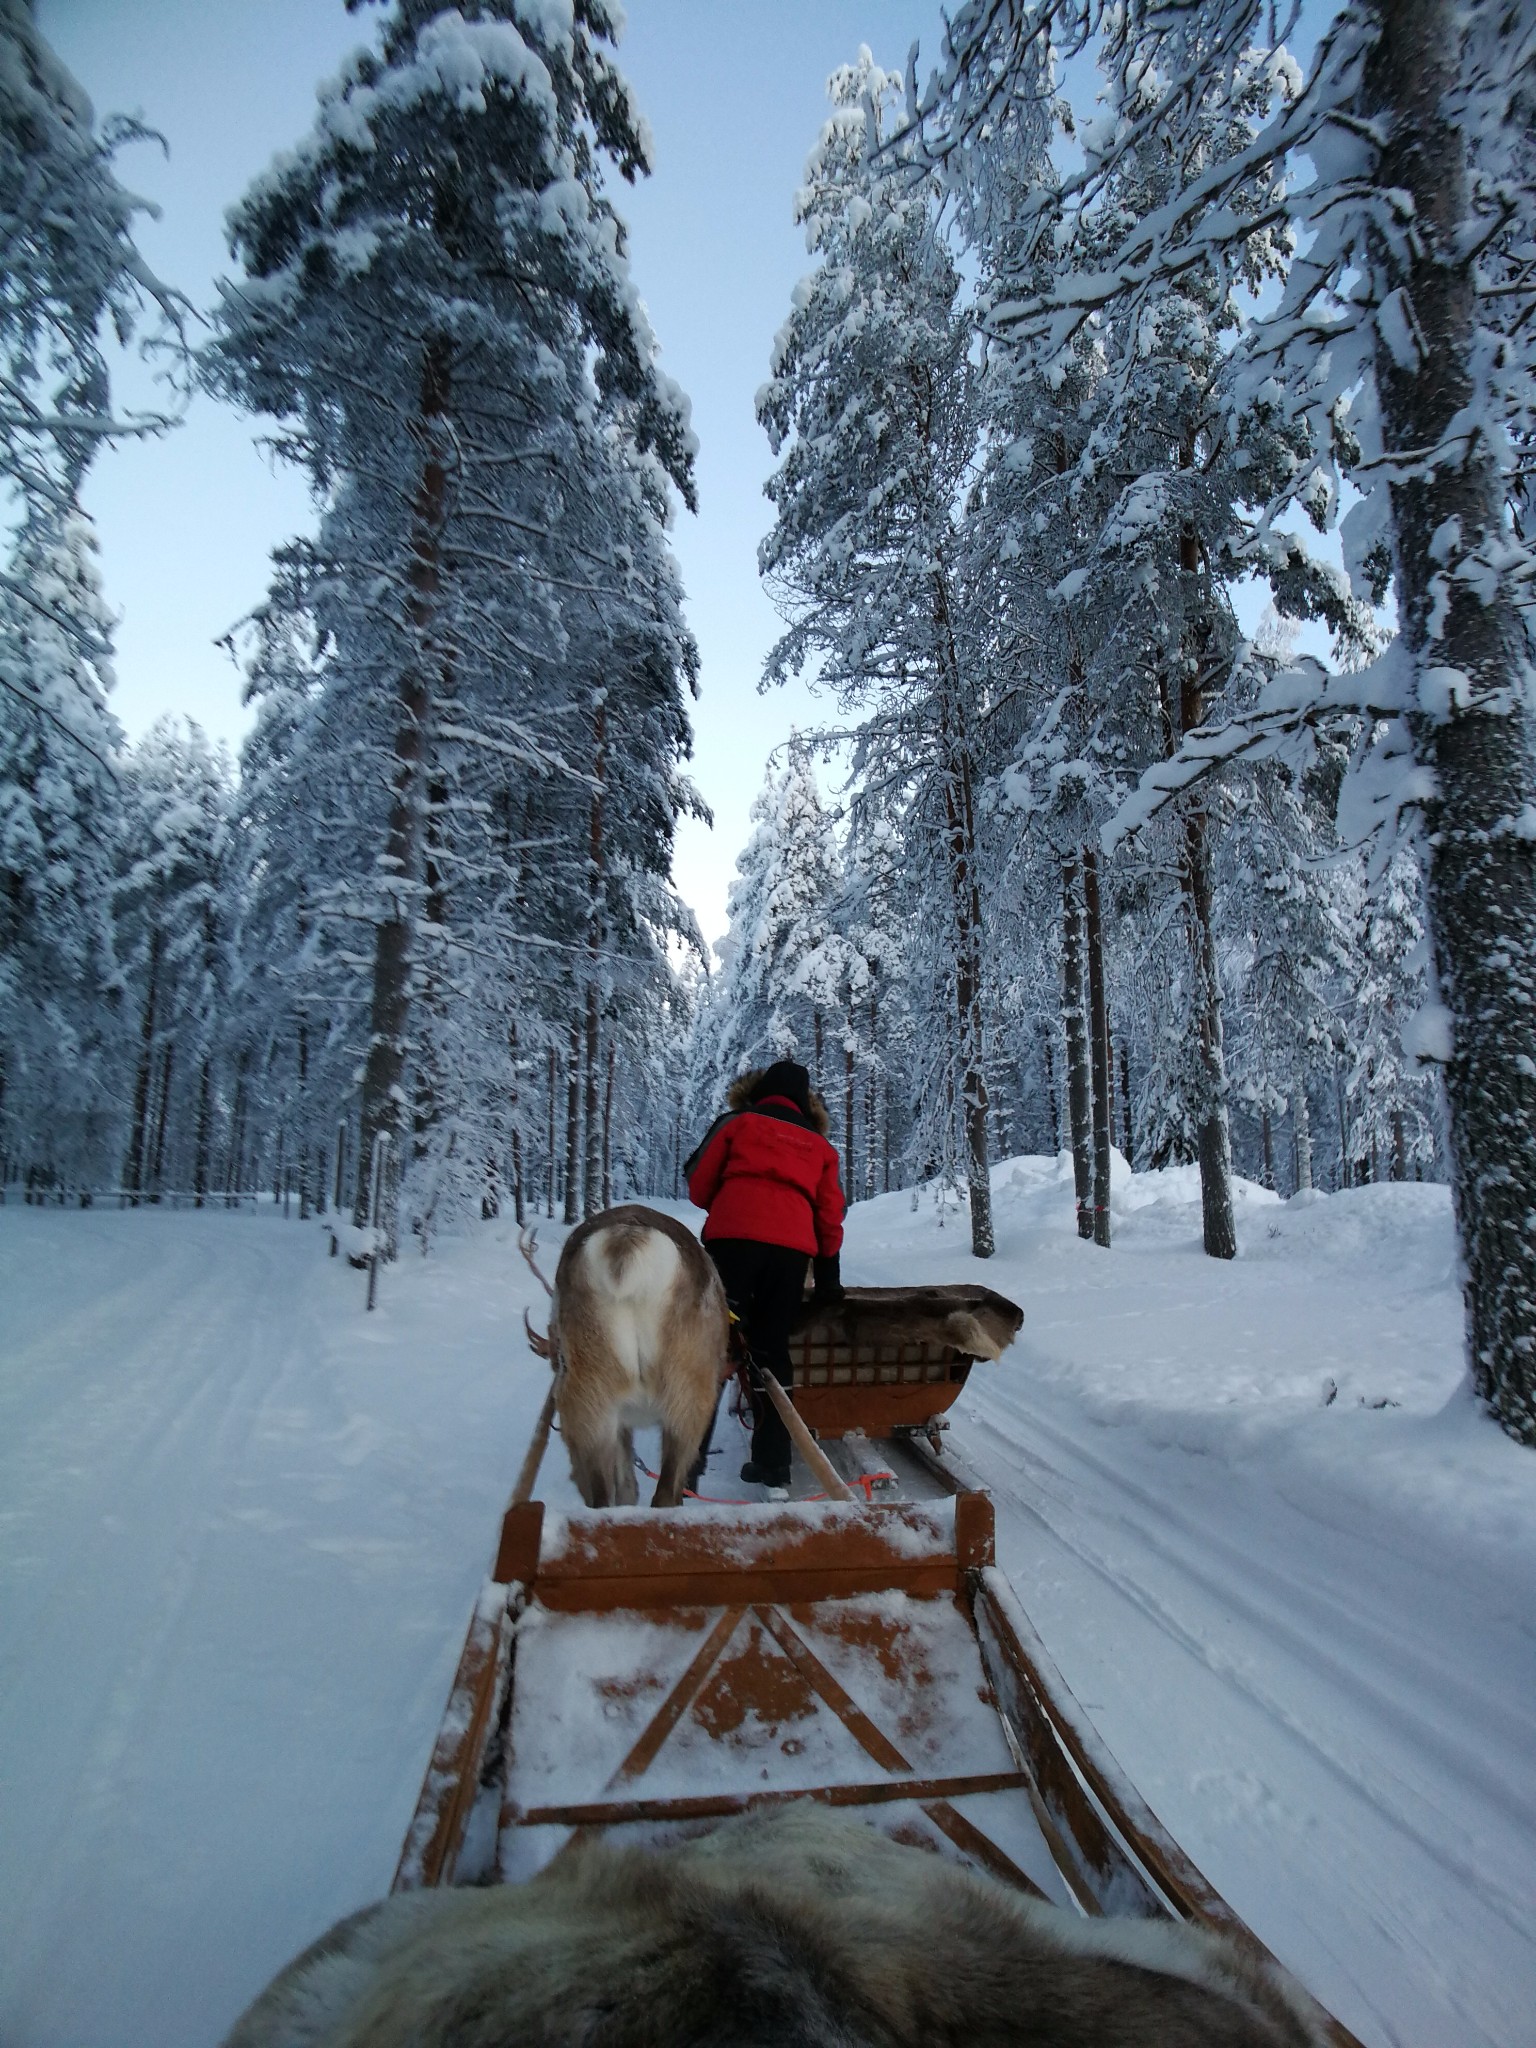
[[510, 1380, 559, 1508], [759, 1373, 856, 1503]]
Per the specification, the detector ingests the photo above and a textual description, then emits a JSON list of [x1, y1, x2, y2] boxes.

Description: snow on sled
[[395, 1490, 1365, 2048]]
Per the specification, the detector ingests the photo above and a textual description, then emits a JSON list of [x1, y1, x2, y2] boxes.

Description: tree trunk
[[297, 1019, 311, 1221], [844, 1040, 855, 1197], [149, 1040, 174, 1198], [582, 700, 608, 1221], [1061, 859, 1093, 1239], [546, 1046, 557, 1218], [1119, 1042, 1134, 1169], [194, 1056, 213, 1207], [1082, 845, 1112, 1248], [1294, 1082, 1313, 1195], [1043, 1023, 1060, 1153], [1261, 1107, 1274, 1192], [1183, 804, 1237, 1259], [123, 925, 161, 1202], [932, 570, 993, 1257], [354, 341, 451, 1256], [601, 1038, 615, 1209], [865, 988, 879, 1201], [563, 1014, 582, 1225], [1363, 0, 1536, 1440], [944, 745, 993, 1255], [583, 991, 602, 1221], [883, 1069, 892, 1193], [1174, 509, 1236, 1261], [225, 1055, 248, 1209]]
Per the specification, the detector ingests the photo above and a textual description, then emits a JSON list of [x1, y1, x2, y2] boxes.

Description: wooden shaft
[[759, 1371, 856, 1502], [515, 1770, 1029, 1830], [510, 1379, 559, 1508]]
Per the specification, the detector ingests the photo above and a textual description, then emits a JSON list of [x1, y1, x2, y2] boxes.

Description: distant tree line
[[1, 0, 702, 1245]]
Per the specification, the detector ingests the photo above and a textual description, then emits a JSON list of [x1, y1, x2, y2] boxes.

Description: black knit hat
[[751, 1060, 812, 1117]]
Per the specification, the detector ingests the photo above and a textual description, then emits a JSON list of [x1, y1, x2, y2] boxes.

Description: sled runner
[[395, 1285, 1365, 2048]]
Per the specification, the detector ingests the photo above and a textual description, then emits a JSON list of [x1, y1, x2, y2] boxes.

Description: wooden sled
[[397, 1488, 1364, 2048], [394, 1277, 1362, 2046], [788, 1282, 1024, 1444]]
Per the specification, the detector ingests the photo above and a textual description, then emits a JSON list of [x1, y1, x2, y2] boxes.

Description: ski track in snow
[[3, 1169, 1535, 2048], [955, 1387, 1536, 2042], [973, 1383, 1536, 1869]]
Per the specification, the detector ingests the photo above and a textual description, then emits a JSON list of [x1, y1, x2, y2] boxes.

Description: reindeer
[[522, 1204, 729, 1509]]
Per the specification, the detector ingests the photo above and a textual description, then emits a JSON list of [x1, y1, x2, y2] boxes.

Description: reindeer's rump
[[554, 1203, 717, 1299], [550, 1204, 728, 1510]]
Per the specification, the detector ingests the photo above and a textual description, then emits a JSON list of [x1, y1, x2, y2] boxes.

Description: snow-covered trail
[[0, 1201, 554, 2048], [846, 1160, 1536, 2048], [2, 1164, 1534, 2048], [954, 1381, 1535, 2048]]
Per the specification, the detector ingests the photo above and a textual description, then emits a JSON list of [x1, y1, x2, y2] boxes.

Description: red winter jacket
[[687, 1095, 845, 1258]]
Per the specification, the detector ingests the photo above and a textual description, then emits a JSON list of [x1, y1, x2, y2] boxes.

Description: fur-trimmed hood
[[726, 1068, 831, 1137]]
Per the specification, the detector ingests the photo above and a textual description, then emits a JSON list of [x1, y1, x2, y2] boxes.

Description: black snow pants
[[693, 1237, 809, 1488]]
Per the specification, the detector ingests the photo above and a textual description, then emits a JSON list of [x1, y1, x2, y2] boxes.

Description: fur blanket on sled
[[222, 1805, 1327, 2048], [791, 1283, 1025, 1362]]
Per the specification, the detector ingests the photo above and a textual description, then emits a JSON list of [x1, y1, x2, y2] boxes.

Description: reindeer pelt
[[221, 1805, 1328, 2048], [726, 1067, 833, 1136], [551, 1203, 728, 1509], [793, 1285, 1024, 1362]]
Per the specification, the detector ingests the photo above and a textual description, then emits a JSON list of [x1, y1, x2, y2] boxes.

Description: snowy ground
[[2, 1158, 1533, 2048]]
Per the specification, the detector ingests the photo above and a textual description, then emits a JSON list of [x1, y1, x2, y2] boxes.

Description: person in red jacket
[[686, 1059, 845, 1494]]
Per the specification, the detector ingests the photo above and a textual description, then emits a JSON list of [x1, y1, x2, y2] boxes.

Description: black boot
[[740, 1459, 791, 1490]]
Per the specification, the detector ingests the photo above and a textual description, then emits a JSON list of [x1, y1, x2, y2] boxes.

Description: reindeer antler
[[518, 1226, 554, 1297]]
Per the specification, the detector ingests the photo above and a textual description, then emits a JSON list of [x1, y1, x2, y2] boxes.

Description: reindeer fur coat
[[222, 1804, 1327, 2048]]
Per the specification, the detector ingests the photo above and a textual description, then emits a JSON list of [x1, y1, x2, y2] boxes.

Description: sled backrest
[[492, 1492, 996, 1606], [788, 1284, 1023, 1439]]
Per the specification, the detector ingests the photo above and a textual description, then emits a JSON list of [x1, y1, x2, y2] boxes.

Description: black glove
[[812, 1254, 844, 1305]]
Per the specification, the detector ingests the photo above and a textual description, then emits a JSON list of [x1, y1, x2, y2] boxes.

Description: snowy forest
[[4, 0, 1536, 1445]]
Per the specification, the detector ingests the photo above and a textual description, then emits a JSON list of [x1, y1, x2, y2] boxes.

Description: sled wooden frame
[[395, 1488, 1365, 2048]]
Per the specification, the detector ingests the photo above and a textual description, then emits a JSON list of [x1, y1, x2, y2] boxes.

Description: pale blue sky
[[39, 0, 947, 947]]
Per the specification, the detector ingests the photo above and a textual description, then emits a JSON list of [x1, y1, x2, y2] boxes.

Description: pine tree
[[760, 51, 995, 1255], [0, 504, 126, 1187], [207, 0, 696, 1255], [0, 0, 184, 548], [114, 718, 232, 1202]]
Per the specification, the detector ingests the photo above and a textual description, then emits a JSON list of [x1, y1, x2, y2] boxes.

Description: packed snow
[[2, 1156, 1533, 2048]]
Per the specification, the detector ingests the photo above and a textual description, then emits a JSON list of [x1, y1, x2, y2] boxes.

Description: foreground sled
[[395, 1289, 1364, 2048]]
